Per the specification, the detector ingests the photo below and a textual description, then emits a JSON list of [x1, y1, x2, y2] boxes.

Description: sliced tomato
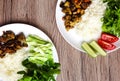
[[101, 33, 119, 43], [98, 39, 116, 50]]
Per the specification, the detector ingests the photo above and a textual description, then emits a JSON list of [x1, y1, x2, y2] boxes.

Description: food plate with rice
[[56, 0, 120, 57], [0, 23, 60, 81]]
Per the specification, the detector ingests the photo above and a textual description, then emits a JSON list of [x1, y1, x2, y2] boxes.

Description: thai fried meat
[[0, 30, 28, 58]]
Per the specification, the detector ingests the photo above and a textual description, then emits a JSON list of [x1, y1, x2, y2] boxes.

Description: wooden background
[[0, 0, 120, 81]]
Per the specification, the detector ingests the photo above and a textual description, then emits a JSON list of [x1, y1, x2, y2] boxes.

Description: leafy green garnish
[[17, 35, 60, 81], [102, 0, 120, 37], [17, 59, 60, 81], [27, 34, 53, 65]]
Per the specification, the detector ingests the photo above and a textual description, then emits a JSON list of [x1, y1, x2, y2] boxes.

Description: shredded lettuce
[[26, 35, 53, 65], [17, 35, 60, 81]]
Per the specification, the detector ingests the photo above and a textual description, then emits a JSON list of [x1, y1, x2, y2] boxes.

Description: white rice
[[0, 48, 29, 81], [75, 0, 107, 42]]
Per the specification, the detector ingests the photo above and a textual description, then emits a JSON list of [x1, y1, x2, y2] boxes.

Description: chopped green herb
[[102, 0, 120, 37]]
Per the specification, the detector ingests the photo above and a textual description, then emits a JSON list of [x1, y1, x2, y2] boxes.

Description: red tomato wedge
[[101, 33, 119, 43], [98, 39, 116, 50]]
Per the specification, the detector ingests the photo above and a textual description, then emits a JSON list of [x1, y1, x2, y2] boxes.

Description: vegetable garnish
[[81, 41, 107, 58], [81, 42, 97, 58], [101, 33, 119, 43], [97, 33, 118, 50], [102, 0, 120, 37], [90, 41, 107, 56], [17, 35, 60, 81], [98, 39, 116, 50]]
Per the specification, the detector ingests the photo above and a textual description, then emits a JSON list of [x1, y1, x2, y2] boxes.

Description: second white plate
[[56, 0, 120, 53]]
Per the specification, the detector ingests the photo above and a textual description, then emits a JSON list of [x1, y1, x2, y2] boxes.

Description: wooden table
[[0, 0, 120, 81]]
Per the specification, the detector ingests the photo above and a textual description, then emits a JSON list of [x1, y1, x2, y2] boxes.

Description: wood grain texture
[[0, 0, 120, 81]]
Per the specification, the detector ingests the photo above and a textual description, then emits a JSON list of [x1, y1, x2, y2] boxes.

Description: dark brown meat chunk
[[4, 47, 16, 54], [0, 30, 28, 58], [16, 32, 26, 42], [84, 0, 91, 2], [81, 2, 91, 9], [60, 0, 92, 31], [0, 30, 15, 43]]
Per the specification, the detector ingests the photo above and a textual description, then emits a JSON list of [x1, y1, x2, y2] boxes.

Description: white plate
[[0, 23, 59, 81], [56, 0, 120, 53]]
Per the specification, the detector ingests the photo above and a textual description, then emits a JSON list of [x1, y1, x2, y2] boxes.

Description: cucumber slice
[[81, 42, 97, 58], [90, 41, 107, 56]]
